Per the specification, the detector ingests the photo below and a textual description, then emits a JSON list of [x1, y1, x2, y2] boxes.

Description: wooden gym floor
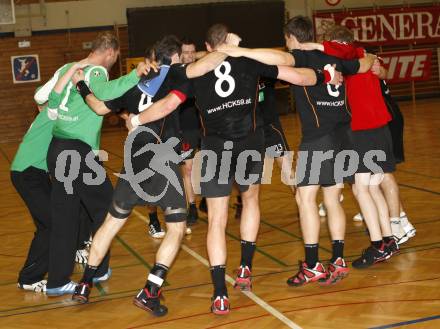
[[0, 98, 439, 329]]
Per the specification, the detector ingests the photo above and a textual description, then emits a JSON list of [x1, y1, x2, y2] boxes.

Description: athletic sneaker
[[319, 258, 349, 285], [286, 261, 327, 287], [318, 203, 327, 217], [148, 222, 165, 239], [234, 265, 252, 291], [391, 219, 409, 245], [133, 288, 168, 317], [72, 282, 91, 304], [187, 203, 198, 225], [211, 295, 230, 315], [75, 249, 89, 264], [352, 244, 388, 269], [353, 213, 364, 221], [199, 197, 207, 213], [384, 238, 400, 258], [17, 279, 47, 293], [400, 212, 416, 238], [92, 268, 112, 283], [46, 281, 77, 296]]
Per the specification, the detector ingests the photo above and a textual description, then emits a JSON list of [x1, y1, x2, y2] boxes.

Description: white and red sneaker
[[211, 295, 230, 315], [319, 257, 349, 285], [234, 265, 252, 291], [286, 261, 327, 287]]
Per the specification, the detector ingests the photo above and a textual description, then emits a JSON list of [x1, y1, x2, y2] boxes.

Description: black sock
[[210, 265, 228, 297], [145, 263, 169, 296], [149, 212, 159, 226], [383, 236, 393, 244], [331, 240, 344, 262], [372, 240, 383, 249], [81, 264, 98, 284], [305, 243, 319, 268], [240, 240, 256, 269]]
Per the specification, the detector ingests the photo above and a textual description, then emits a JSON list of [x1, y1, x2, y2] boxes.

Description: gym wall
[[0, 0, 437, 143]]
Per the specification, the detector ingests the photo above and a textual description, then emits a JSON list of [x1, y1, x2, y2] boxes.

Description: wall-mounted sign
[[314, 6, 440, 46], [379, 49, 432, 84], [11, 55, 41, 84]]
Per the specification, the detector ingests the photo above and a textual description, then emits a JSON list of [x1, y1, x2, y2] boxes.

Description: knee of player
[[166, 221, 186, 238], [109, 200, 133, 220], [183, 161, 193, 176]]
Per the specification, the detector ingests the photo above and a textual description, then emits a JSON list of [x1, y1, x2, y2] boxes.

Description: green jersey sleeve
[[87, 66, 140, 101]]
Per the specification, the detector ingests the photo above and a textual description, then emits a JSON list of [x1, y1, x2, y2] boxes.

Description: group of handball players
[[11, 16, 416, 316]]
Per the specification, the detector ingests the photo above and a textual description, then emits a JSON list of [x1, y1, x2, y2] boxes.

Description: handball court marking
[[132, 209, 303, 329]]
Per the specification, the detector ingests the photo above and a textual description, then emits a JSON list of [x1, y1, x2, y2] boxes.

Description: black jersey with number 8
[[173, 57, 278, 139]]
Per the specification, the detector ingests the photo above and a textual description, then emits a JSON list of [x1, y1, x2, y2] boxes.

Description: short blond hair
[[92, 31, 119, 52]]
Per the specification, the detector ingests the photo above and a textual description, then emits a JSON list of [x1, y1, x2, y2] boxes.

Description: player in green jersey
[[44, 32, 152, 296], [11, 60, 93, 293]]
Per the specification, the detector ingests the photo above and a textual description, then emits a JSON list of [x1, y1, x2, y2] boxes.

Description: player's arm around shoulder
[[217, 44, 295, 66], [88, 62, 150, 100], [72, 70, 111, 116], [277, 65, 343, 86], [185, 33, 242, 78], [128, 92, 184, 131]]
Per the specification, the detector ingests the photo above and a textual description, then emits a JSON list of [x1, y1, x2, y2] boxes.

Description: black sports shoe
[[187, 203, 198, 225], [133, 288, 168, 317], [72, 282, 92, 304], [384, 238, 400, 258], [352, 244, 388, 269], [199, 197, 207, 213]]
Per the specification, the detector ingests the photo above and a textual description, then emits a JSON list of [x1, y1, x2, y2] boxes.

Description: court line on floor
[[397, 168, 440, 180], [369, 314, 440, 329], [0, 145, 11, 163], [197, 217, 290, 267], [260, 219, 332, 254], [398, 183, 440, 196], [2, 252, 439, 318], [124, 275, 440, 329], [209, 299, 440, 328], [132, 209, 302, 329]]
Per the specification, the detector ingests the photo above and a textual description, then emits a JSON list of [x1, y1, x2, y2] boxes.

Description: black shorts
[[352, 125, 396, 174], [264, 120, 290, 158], [384, 98, 405, 164], [296, 124, 351, 187], [200, 129, 264, 198], [110, 159, 187, 223], [180, 129, 200, 160]]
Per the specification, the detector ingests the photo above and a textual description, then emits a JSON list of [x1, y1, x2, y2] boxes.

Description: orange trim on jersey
[[270, 124, 288, 151], [195, 101, 206, 137], [303, 87, 320, 128], [252, 82, 260, 131], [344, 84, 351, 117]]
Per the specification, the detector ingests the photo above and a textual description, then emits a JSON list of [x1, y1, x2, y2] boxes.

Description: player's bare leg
[[235, 184, 260, 291]]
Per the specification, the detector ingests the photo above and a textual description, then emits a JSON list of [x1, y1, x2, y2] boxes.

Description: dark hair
[[284, 16, 314, 42], [153, 35, 182, 65], [206, 23, 228, 48], [144, 47, 155, 61], [328, 25, 354, 43], [181, 36, 195, 46], [92, 31, 119, 52]]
